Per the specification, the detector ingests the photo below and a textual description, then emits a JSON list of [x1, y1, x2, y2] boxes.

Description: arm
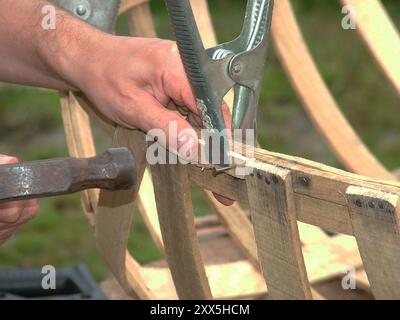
[[0, 0, 233, 212], [0, 0, 202, 155]]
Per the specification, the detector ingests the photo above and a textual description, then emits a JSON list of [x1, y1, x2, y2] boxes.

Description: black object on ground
[[0, 264, 107, 300]]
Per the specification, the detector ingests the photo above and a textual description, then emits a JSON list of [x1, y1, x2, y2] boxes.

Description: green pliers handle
[[164, 0, 230, 133]]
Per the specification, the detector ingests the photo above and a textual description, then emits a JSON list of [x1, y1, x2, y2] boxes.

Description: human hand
[[64, 36, 233, 205], [0, 155, 39, 245]]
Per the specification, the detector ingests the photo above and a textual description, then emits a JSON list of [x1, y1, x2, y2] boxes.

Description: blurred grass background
[[0, 0, 399, 280]]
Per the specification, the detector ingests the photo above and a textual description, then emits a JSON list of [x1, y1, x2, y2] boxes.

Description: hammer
[[0, 148, 136, 203]]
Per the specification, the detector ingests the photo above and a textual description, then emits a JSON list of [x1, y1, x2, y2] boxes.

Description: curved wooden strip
[[96, 127, 154, 299], [137, 169, 164, 251], [70, 1, 165, 255], [341, 0, 400, 95], [61, 2, 158, 297], [96, 187, 154, 299], [272, 0, 393, 180], [74, 2, 209, 299], [127, 0, 157, 38], [119, 0, 149, 15], [61, 92, 155, 299], [151, 162, 212, 299], [60, 99, 153, 296], [60, 92, 97, 225], [126, 2, 165, 252]]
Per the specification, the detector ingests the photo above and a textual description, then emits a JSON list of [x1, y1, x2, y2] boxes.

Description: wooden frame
[[59, 0, 400, 300]]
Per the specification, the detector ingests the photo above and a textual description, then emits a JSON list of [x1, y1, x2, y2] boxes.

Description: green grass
[[0, 1, 399, 281]]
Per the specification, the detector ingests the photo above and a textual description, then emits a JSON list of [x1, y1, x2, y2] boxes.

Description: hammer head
[[92, 148, 137, 191]]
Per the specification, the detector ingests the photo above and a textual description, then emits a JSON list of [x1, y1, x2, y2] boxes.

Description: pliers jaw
[[207, 0, 274, 134]]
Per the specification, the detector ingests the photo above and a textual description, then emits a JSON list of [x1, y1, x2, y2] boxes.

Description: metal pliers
[[164, 0, 274, 165]]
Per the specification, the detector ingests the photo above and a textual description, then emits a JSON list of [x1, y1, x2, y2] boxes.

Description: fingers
[[0, 200, 38, 245], [117, 94, 199, 162], [160, 43, 199, 117], [0, 153, 38, 245], [0, 199, 38, 227], [221, 100, 232, 130], [213, 192, 234, 206], [0, 154, 18, 164]]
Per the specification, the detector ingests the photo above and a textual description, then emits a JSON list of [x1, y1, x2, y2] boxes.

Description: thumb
[[0, 154, 18, 164], [122, 95, 198, 162]]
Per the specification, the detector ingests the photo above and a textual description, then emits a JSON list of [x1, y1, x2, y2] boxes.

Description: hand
[[0, 155, 38, 245], [65, 36, 234, 205]]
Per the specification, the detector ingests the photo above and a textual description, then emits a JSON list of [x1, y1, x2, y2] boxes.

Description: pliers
[[164, 0, 274, 167]]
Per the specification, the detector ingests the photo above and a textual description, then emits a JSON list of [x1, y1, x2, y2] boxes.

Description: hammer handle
[[0, 148, 136, 203]]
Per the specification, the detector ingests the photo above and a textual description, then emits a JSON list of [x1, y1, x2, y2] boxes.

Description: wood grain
[[272, 0, 393, 180], [246, 161, 312, 299], [60, 92, 98, 225], [341, 0, 400, 95], [189, 143, 400, 236], [151, 162, 212, 299], [347, 186, 400, 299]]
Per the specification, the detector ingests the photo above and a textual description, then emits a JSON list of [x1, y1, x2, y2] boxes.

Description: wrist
[[36, 7, 109, 91]]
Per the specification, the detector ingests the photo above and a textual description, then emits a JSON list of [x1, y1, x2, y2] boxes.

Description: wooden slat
[[188, 142, 400, 236], [60, 1, 159, 300], [341, 0, 400, 95], [191, 0, 217, 45], [355, 269, 371, 292], [60, 0, 400, 300], [96, 0, 156, 299], [94, 1, 162, 299], [119, 0, 149, 15], [246, 161, 312, 299], [137, 169, 164, 251], [60, 92, 98, 225], [127, 1, 156, 37], [96, 186, 154, 299], [61, 93, 154, 298], [271, 0, 393, 180], [151, 162, 212, 299], [346, 186, 400, 299]]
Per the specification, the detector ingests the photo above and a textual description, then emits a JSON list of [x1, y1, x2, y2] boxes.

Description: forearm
[[0, 0, 107, 91]]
